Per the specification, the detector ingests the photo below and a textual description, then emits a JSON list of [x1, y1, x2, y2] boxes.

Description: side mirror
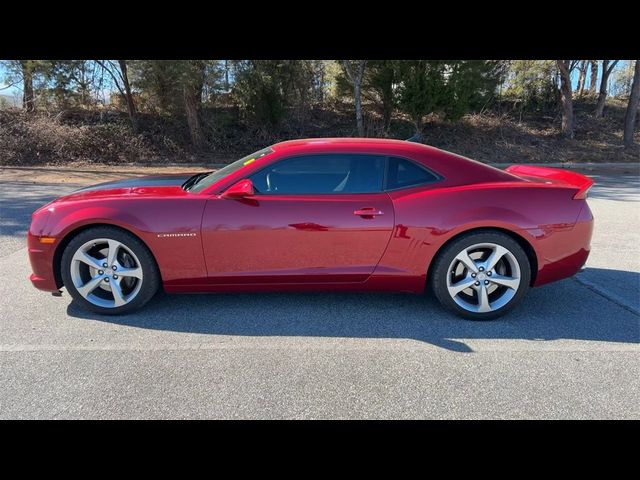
[[221, 179, 255, 198]]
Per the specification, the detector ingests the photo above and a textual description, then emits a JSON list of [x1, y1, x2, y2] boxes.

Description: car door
[[200, 154, 394, 284]]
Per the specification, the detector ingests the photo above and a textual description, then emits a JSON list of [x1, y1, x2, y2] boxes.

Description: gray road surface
[[0, 170, 638, 419]]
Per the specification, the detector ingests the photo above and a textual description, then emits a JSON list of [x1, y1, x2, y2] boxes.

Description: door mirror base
[[221, 179, 255, 198]]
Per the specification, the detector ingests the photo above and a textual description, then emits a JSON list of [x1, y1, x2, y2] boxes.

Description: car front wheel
[[431, 231, 531, 320], [61, 226, 160, 315]]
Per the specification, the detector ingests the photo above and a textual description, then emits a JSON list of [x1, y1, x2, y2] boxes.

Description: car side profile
[[28, 138, 594, 320]]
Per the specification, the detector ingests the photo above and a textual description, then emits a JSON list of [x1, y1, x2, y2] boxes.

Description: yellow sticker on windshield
[[243, 158, 256, 166]]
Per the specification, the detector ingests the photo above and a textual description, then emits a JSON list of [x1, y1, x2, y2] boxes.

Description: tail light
[[573, 185, 592, 200]]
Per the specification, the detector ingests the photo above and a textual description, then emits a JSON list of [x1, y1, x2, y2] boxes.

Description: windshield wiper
[[182, 172, 212, 191]]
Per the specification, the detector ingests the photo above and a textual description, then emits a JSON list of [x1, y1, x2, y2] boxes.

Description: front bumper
[[28, 231, 59, 292]]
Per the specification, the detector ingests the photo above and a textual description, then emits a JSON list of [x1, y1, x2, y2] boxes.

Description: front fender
[[44, 199, 208, 284], [46, 205, 151, 239]]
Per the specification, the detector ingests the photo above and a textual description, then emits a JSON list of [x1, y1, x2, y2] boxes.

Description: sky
[[0, 63, 19, 96]]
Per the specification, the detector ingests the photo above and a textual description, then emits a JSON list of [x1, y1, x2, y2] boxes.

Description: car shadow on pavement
[[66, 268, 640, 353]]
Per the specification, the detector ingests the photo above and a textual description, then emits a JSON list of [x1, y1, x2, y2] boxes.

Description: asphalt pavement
[[0, 167, 638, 419]]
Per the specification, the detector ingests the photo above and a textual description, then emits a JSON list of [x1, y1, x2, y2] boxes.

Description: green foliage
[[335, 59, 497, 133], [396, 60, 448, 128], [362, 60, 400, 131], [129, 60, 223, 114], [232, 60, 318, 129], [129, 60, 184, 113], [442, 60, 505, 119], [502, 60, 558, 111], [41, 61, 103, 108], [321, 61, 343, 101]]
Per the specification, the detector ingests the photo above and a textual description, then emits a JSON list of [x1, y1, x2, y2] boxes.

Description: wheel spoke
[[116, 266, 142, 279], [110, 280, 126, 307], [485, 245, 509, 272], [106, 239, 121, 267], [448, 277, 476, 296], [477, 284, 491, 312], [72, 250, 103, 270], [455, 250, 479, 273], [76, 276, 104, 299], [490, 274, 520, 290]]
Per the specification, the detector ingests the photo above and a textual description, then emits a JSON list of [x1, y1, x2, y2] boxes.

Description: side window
[[386, 157, 439, 190], [250, 154, 385, 194]]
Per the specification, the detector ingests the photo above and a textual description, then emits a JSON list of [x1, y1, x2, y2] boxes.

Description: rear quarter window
[[385, 157, 440, 190]]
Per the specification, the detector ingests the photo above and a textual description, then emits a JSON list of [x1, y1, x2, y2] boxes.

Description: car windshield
[[187, 147, 273, 193]]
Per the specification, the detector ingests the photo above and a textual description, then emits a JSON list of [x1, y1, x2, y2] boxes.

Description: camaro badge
[[157, 233, 197, 238]]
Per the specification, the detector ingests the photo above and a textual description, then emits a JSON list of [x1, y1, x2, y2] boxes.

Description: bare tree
[[623, 60, 640, 148], [19, 60, 35, 113], [223, 60, 230, 91], [557, 60, 577, 139], [118, 60, 137, 128], [183, 60, 207, 149], [594, 60, 619, 117], [576, 60, 587, 96], [342, 60, 367, 136], [589, 60, 598, 93], [96, 60, 138, 131]]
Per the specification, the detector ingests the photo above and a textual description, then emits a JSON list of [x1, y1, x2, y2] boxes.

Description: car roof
[[271, 137, 441, 154]]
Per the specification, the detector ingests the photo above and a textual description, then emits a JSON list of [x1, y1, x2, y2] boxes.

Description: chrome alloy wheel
[[69, 238, 144, 308], [445, 242, 521, 314]]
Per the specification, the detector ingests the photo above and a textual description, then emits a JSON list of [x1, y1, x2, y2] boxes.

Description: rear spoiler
[[505, 165, 594, 199]]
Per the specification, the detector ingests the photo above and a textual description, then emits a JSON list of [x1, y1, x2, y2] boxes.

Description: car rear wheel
[[431, 231, 531, 320], [61, 226, 160, 315]]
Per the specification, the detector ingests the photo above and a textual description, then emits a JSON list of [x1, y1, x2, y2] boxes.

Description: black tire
[[61, 226, 160, 315], [430, 230, 531, 320]]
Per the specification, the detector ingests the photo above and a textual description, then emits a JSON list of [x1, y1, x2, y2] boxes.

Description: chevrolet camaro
[[28, 138, 594, 320]]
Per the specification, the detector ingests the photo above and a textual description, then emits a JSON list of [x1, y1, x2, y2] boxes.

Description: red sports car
[[28, 138, 594, 320]]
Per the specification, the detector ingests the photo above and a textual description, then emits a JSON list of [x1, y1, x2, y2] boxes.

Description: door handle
[[354, 207, 384, 217]]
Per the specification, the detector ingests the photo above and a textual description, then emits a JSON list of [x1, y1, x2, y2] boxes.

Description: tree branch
[[342, 61, 354, 82], [0, 80, 21, 91], [605, 60, 619, 77], [94, 60, 126, 97]]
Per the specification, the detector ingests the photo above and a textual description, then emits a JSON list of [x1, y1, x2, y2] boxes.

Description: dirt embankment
[[1, 97, 638, 167]]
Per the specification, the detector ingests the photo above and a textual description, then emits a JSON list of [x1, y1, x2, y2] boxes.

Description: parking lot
[[0, 165, 638, 419]]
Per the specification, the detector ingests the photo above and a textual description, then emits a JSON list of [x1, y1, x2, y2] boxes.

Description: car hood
[[50, 173, 200, 204], [74, 173, 195, 192]]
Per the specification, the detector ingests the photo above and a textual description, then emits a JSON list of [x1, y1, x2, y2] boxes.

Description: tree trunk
[[623, 60, 640, 148], [184, 61, 206, 150], [354, 78, 364, 136], [342, 60, 367, 136], [594, 60, 619, 118], [382, 103, 392, 135], [589, 60, 598, 93], [20, 61, 35, 113], [224, 60, 230, 91], [557, 60, 574, 139], [576, 61, 587, 96], [412, 117, 423, 141], [118, 60, 138, 131]]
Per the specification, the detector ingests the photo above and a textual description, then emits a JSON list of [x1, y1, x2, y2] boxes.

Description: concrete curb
[[490, 163, 639, 169]]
